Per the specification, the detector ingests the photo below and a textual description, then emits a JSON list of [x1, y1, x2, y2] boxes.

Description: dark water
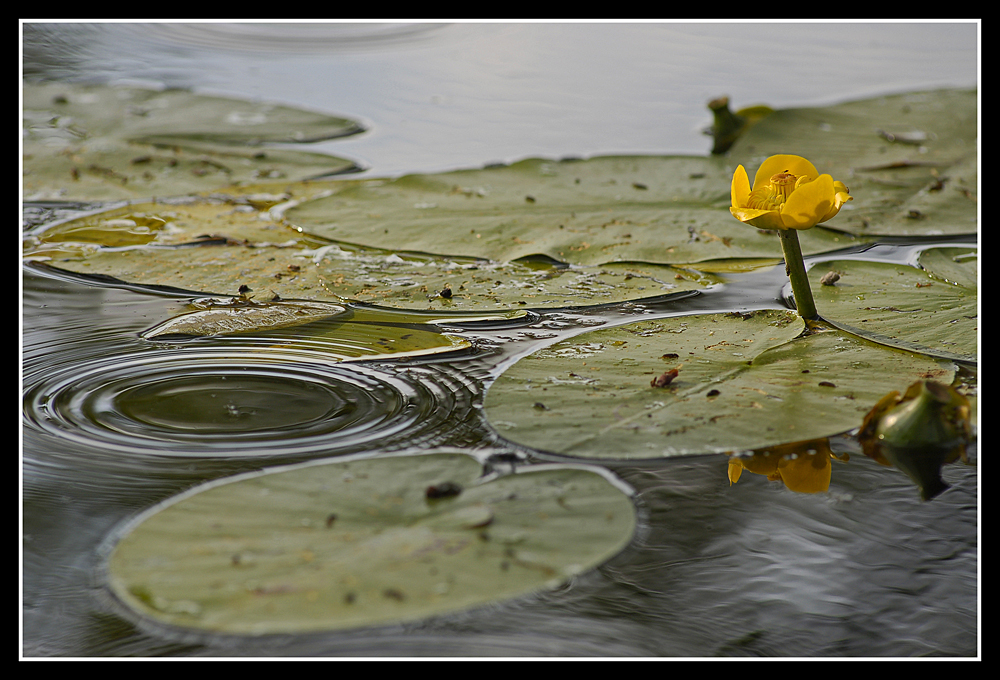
[[21, 22, 978, 657]]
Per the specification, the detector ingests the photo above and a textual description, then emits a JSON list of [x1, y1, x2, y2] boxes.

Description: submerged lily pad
[[103, 451, 636, 635], [22, 82, 363, 201], [729, 89, 977, 237], [23, 195, 723, 310], [135, 297, 479, 361], [484, 310, 955, 459], [809, 246, 977, 362], [140, 299, 348, 339]]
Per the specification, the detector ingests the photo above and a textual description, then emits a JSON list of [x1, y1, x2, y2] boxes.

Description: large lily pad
[[729, 89, 978, 237], [284, 155, 865, 266], [22, 82, 363, 201], [23, 194, 724, 310], [484, 310, 955, 459], [103, 451, 636, 635], [810, 246, 978, 362]]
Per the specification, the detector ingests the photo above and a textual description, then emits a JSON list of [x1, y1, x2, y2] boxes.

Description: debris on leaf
[[651, 367, 679, 388], [425, 481, 463, 500], [820, 271, 841, 286]]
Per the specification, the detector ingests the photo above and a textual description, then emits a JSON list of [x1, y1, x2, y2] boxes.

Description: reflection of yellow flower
[[730, 154, 852, 230], [728, 439, 845, 494]]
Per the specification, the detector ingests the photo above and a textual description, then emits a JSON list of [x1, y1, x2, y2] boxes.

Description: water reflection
[[727, 439, 850, 494]]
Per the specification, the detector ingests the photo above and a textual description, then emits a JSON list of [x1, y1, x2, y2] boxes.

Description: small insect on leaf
[[651, 368, 679, 388]]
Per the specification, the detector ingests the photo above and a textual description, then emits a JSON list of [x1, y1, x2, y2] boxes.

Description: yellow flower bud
[[858, 380, 973, 500]]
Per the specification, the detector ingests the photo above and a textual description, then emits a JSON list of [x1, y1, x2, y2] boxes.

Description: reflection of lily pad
[[729, 89, 977, 237], [285, 155, 865, 266], [810, 247, 977, 362], [104, 451, 636, 635], [22, 82, 363, 201], [484, 310, 955, 459], [23, 195, 723, 310]]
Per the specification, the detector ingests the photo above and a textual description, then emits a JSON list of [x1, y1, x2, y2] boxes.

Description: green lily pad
[[484, 310, 955, 460], [140, 299, 349, 339], [284, 155, 866, 266], [729, 89, 978, 237], [103, 451, 636, 635], [810, 246, 978, 362], [23, 194, 724, 310], [135, 297, 482, 361], [22, 82, 363, 201], [189, 307, 476, 362]]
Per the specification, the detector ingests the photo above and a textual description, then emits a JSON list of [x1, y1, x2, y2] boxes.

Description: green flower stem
[[778, 228, 818, 320]]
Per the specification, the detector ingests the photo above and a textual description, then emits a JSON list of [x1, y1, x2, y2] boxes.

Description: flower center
[[746, 171, 801, 210]]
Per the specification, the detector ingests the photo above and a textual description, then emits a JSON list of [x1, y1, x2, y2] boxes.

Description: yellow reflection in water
[[727, 439, 848, 494]]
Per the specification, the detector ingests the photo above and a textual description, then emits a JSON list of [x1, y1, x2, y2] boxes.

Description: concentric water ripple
[[23, 345, 480, 460]]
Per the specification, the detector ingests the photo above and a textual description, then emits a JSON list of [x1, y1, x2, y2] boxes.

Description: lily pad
[[22, 82, 363, 201], [23, 194, 723, 310], [809, 246, 978, 362], [103, 451, 636, 635], [135, 297, 479, 361], [729, 89, 977, 237], [484, 310, 955, 459], [140, 299, 348, 339], [284, 155, 866, 266]]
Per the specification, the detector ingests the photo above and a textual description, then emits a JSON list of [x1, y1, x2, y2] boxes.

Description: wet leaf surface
[[285, 155, 866, 265], [23, 193, 724, 310], [810, 246, 977, 362], [103, 450, 636, 635], [140, 299, 349, 339], [485, 310, 956, 459], [23, 82, 363, 201]]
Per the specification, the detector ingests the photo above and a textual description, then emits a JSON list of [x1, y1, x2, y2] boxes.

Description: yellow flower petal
[[727, 459, 743, 485], [774, 452, 832, 493], [732, 207, 785, 231], [779, 174, 835, 229], [731, 164, 751, 210], [752, 154, 819, 189], [818, 181, 853, 223]]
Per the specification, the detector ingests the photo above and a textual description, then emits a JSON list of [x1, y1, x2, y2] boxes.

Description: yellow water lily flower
[[730, 154, 852, 230]]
